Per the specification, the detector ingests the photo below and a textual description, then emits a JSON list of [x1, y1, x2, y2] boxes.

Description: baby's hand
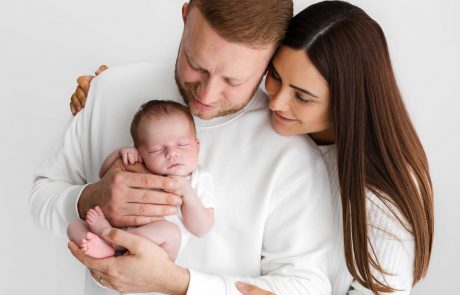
[[170, 176, 193, 198], [119, 147, 143, 166]]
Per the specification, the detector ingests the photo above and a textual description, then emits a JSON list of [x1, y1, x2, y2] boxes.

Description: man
[[30, 1, 334, 294]]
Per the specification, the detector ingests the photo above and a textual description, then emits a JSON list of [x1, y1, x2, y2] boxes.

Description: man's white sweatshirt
[[30, 62, 334, 295]]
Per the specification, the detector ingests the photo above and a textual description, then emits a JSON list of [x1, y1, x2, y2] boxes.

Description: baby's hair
[[130, 100, 196, 148]]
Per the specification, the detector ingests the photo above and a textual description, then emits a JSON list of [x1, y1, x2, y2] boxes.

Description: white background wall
[[0, 0, 458, 294]]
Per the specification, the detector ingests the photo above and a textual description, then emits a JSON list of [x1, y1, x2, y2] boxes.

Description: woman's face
[[265, 46, 335, 143]]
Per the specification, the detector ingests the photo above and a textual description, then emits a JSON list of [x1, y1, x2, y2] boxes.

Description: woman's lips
[[273, 111, 297, 122]]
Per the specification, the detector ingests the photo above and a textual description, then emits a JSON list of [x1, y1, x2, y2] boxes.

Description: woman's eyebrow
[[289, 84, 319, 98], [271, 62, 319, 99]]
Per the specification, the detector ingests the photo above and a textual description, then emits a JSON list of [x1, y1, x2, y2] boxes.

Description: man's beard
[[174, 65, 261, 120]]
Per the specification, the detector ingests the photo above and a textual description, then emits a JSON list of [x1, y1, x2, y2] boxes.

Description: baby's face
[[137, 114, 199, 176]]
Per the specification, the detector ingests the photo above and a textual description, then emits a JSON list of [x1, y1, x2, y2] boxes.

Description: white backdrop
[[1, 0, 459, 294]]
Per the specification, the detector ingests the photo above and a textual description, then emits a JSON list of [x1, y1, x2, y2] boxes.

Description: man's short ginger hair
[[130, 100, 196, 148], [188, 0, 293, 48]]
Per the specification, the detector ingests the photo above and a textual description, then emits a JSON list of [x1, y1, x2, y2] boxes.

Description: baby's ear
[[196, 138, 200, 149]]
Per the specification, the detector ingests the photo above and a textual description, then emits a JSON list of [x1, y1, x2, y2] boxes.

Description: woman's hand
[[236, 282, 275, 295], [68, 227, 189, 294], [70, 65, 108, 115]]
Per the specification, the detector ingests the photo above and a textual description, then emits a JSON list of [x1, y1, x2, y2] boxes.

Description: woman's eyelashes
[[295, 93, 311, 104], [267, 63, 314, 105]]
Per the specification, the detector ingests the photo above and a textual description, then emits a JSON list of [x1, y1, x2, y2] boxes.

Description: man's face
[[175, 5, 275, 120]]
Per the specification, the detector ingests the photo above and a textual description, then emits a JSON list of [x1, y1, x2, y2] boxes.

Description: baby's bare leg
[[67, 219, 115, 258], [85, 206, 112, 237], [67, 219, 90, 245], [127, 220, 181, 261]]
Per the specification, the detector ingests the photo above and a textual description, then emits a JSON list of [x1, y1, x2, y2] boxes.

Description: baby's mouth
[[167, 163, 184, 169]]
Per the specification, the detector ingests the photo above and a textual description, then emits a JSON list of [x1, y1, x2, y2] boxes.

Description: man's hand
[[68, 228, 189, 294], [70, 65, 108, 115], [78, 158, 183, 228], [236, 282, 275, 295]]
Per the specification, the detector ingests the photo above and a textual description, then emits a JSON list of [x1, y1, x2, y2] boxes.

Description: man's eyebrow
[[289, 84, 319, 99], [185, 51, 205, 69], [186, 50, 244, 83]]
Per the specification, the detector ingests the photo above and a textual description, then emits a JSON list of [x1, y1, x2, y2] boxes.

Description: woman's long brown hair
[[283, 1, 434, 293]]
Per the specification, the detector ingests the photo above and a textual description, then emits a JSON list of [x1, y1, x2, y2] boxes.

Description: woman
[[70, 1, 433, 294], [238, 1, 433, 294]]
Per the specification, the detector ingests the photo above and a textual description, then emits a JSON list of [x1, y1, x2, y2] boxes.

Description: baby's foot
[[86, 206, 112, 237], [81, 232, 115, 258]]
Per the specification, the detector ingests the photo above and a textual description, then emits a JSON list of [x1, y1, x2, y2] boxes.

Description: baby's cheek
[[188, 153, 200, 169], [144, 156, 164, 173]]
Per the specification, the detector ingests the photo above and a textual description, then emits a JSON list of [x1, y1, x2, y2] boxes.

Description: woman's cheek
[[264, 76, 279, 98]]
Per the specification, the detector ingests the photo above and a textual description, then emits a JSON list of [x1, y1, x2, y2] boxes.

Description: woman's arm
[[348, 194, 415, 294], [232, 193, 415, 295]]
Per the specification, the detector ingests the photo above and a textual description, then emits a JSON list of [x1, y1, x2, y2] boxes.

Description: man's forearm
[[30, 178, 86, 235], [30, 107, 89, 235], [77, 182, 98, 219]]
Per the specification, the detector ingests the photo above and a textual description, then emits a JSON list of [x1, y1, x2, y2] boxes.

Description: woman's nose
[[268, 90, 290, 112]]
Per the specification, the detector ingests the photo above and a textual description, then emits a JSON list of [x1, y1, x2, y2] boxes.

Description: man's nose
[[196, 77, 221, 105]]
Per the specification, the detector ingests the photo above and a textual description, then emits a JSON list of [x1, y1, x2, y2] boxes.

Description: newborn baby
[[67, 100, 215, 260]]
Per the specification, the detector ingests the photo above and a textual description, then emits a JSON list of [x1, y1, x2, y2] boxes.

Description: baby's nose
[[166, 148, 179, 159]]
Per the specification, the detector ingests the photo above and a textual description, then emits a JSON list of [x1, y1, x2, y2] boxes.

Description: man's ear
[[182, 3, 189, 24]]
